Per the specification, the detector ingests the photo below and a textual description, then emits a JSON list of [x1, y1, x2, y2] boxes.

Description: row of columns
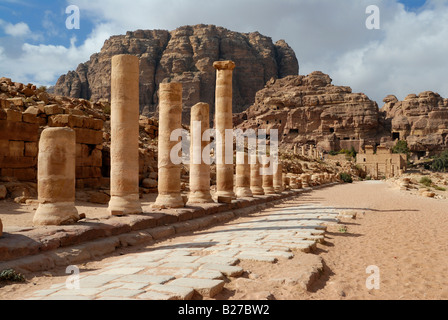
[[31, 55, 341, 226]]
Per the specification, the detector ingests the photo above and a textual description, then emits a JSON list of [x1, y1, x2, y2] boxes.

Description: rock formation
[[234, 71, 383, 152], [381, 92, 448, 155], [53, 24, 299, 124]]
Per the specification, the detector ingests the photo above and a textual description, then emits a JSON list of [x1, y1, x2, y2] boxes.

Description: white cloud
[[0, 22, 119, 86], [330, 0, 448, 104], [3, 21, 31, 37]]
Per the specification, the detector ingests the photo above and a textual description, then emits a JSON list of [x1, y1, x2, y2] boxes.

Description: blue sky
[[0, 0, 447, 106]]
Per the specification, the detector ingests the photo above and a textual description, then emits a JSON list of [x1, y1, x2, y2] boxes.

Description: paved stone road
[[26, 204, 340, 300]]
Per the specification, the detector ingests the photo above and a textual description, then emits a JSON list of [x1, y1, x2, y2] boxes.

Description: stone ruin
[[0, 55, 340, 230], [356, 145, 407, 180]]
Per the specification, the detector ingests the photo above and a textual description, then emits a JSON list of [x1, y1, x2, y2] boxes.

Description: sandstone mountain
[[53, 24, 299, 123], [234, 71, 385, 152], [381, 92, 448, 154]]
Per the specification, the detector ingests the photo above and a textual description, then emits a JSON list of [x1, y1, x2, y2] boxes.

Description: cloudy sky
[[0, 0, 446, 106]]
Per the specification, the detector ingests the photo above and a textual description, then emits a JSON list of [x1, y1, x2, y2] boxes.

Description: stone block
[[0, 139, 8, 156], [22, 113, 39, 124], [9, 168, 36, 181], [6, 109, 22, 122], [7, 97, 24, 107], [24, 142, 38, 157], [74, 128, 103, 145], [44, 104, 63, 116], [0, 185, 6, 199], [8, 140, 24, 157], [168, 278, 225, 298], [148, 285, 195, 300], [0, 156, 36, 169], [49, 114, 84, 128], [0, 120, 39, 141]]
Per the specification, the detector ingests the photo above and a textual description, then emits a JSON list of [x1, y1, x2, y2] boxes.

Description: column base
[[215, 191, 236, 199], [250, 187, 265, 196], [187, 191, 214, 204], [34, 202, 79, 226], [153, 193, 185, 209], [108, 194, 142, 216], [235, 187, 253, 198], [273, 187, 284, 193], [263, 187, 276, 195]]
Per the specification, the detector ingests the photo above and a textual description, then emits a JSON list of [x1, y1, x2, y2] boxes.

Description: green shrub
[[420, 176, 433, 187], [392, 140, 410, 154], [0, 269, 26, 283], [340, 172, 353, 183], [431, 150, 448, 172]]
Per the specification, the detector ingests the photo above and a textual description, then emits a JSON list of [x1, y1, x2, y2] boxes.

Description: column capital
[[213, 60, 236, 71]]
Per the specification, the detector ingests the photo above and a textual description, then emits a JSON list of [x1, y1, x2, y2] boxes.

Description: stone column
[[301, 146, 306, 157], [108, 54, 142, 216], [296, 177, 303, 189], [293, 145, 298, 155], [33, 128, 79, 226], [262, 157, 276, 195], [235, 151, 253, 198], [188, 103, 213, 204], [153, 82, 185, 209], [273, 162, 284, 193], [283, 176, 290, 190], [250, 155, 264, 195], [214, 60, 236, 199], [301, 174, 311, 188], [289, 175, 298, 189], [309, 146, 314, 158]]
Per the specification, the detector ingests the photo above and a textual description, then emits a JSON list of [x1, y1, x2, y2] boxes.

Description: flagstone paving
[[26, 204, 340, 300]]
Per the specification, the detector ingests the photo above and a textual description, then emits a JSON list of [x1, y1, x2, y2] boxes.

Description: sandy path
[[301, 180, 448, 300]]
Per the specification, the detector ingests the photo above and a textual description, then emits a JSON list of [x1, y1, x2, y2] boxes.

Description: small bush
[[431, 150, 448, 172], [434, 186, 446, 192], [420, 176, 433, 187], [392, 140, 410, 155], [0, 269, 26, 283], [340, 172, 353, 183]]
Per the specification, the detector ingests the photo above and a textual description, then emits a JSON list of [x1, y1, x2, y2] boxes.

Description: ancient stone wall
[[0, 77, 105, 194]]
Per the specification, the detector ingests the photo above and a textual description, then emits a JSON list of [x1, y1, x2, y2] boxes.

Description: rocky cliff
[[381, 92, 448, 154], [234, 71, 383, 152], [53, 24, 299, 123]]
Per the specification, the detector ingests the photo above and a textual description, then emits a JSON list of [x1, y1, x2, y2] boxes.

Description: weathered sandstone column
[[308, 146, 314, 158], [289, 175, 298, 189], [301, 146, 306, 157], [301, 174, 311, 188], [154, 82, 185, 209], [214, 60, 236, 199], [108, 55, 142, 216], [250, 155, 265, 195], [293, 145, 298, 155], [283, 176, 290, 190], [33, 128, 79, 226], [262, 157, 276, 195], [273, 163, 284, 193], [188, 103, 213, 204], [235, 151, 253, 198], [296, 177, 303, 189]]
